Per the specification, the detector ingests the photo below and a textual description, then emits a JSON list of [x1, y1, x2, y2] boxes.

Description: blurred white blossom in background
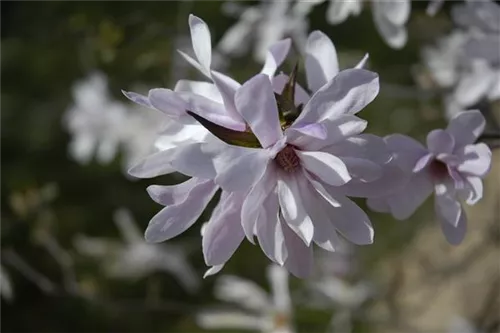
[[74, 208, 200, 292], [63, 72, 166, 172], [307, 0, 411, 49], [217, 0, 310, 63], [197, 264, 294, 333], [420, 0, 500, 119], [0, 265, 14, 301]]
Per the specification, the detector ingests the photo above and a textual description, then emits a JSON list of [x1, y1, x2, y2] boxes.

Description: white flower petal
[[148, 88, 187, 118], [277, 172, 314, 245], [373, 2, 408, 49], [261, 38, 292, 77], [456, 143, 492, 177], [281, 218, 314, 278], [145, 179, 218, 243], [122, 90, 153, 108], [210, 70, 244, 123], [387, 173, 434, 220], [354, 53, 369, 69], [438, 206, 467, 245], [446, 110, 486, 149], [426, 129, 455, 155], [128, 149, 176, 178], [215, 275, 269, 311], [169, 142, 217, 179], [174, 80, 222, 103], [460, 176, 483, 205], [147, 177, 202, 206], [296, 150, 351, 186], [203, 264, 224, 278], [340, 157, 383, 182], [203, 193, 245, 266], [241, 164, 277, 243], [385, 134, 428, 172], [255, 191, 285, 264], [189, 14, 212, 74], [296, 69, 379, 126], [434, 190, 462, 227], [235, 74, 283, 148], [215, 150, 270, 192], [305, 30, 339, 93]]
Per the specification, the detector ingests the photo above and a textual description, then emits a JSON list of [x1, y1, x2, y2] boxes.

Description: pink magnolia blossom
[[367, 111, 492, 245]]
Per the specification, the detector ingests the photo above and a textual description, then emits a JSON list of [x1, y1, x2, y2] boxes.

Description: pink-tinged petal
[[354, 53, 369, 69], [296, 150, 351, 186], [145, 179, 218, 243], [426, 129, 455, 155], [178, 91, 246, 131], [203, 193, 245, 266], [326, 0, 362, 24], [456, 143, 492, 177], [459, 176, 483, 205], [203, 264, 224, 278], [255, 191, 285, 264], [326, 194, 374, 245], [295, 69, 379, 126], [326, 134, 392, 165], [169, 143, 217, 179], [373, 2, 408, 49], [305, 30, 339, 93], [189, 14, 212, 74], [288, 115, 367, 150], [215, 150, 270, 192], [281, 219, 314, 278], [434, 190, 462, 227], [128, 149, 176, 178], [147, 177, 204, 206], [235, 74, 282, 148], [273, 74, 310, 106], [174, 80, 222, 103], [277, 172, 314, 245], [340, 157, 383, 182], [241, 164, 277, 243], [148, 88, 187, 118], [340, 158, 410, 198], [385, 134, 428, 172], [261, 38, 292, 77], [210, 70, 244, 123], [446, 110, 486, 148], [388, 173, 434, 220], [413, 153, 434, 173], [438, 206, 467, 245], [366, 197, 391, 213], [122, 90, 153, 108]]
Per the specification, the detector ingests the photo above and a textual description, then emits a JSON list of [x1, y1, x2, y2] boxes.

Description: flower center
[[275, 145, 300, 172], [429, 159, 449, 180]]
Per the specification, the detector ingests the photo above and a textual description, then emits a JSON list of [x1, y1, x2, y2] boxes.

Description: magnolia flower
[[63, 72, 166, 171], [0, 265, 13, 301], [74, 208, 199, 292], [217, 0, 310, 62], [126, 15, 396, 278], [309, 0, 410, 49], [197, 265, 294, 333], [367, 111, 492, 245]]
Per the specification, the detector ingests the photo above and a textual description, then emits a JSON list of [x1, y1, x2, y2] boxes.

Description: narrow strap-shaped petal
[[145, 179, 218, 243], [385, 133, 428, 172], [128, 149, 176, 178], [235, 74, 283, 148], [122, 90, 153, 108], [305, 30, 339, 93], [326, 0, 362, 24], [434, 190, 462, 227], [372, 2, 408, 49], [261, 38, 292, 77], [277, 172, 314, 245], [387, 172, 434, 220], [174, 80, 223, 103], [202, 192, 245, 266], [281, 218, 314, 278], [210, 70, 244, 124], [255, 191, 285, 265], [295, 68, 379, 126], [189, 14, 212, 76], [438, 205, 467, 245], [296, 150, 351, 186], [148, 88, 187, 118], [146, 177, 203, 206]]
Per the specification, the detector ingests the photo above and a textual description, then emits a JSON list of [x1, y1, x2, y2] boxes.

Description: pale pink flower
[[367, 111, 492, 245]]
